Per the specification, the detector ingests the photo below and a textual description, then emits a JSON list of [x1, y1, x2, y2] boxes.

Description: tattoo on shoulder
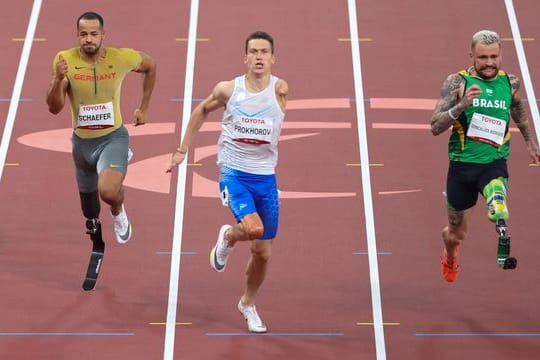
[[437, 74, 464, 110], [447, 74, 464, 92], [509, 74, 521, 92]]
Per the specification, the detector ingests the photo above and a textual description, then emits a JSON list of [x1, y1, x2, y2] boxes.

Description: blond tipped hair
[[471, 30, 501, 49]]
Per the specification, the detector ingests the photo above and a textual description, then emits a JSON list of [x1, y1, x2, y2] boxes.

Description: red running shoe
[[441, 249, 459, 282]]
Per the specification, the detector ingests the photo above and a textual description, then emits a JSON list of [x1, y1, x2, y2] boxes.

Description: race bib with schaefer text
[[77, 101, 115, 129]]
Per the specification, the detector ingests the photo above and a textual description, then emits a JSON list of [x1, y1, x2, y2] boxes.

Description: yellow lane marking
[[357, 322, 400, 326], [529, 163, 539, 167], [338, 38, 373, 42], [502, 37, 534, 41], [175, 38, 209, 42], [149, 322, 192, 326], [187, 163, 202, 167], [12, 38, 46, 42], [4, 163, 19, 166]]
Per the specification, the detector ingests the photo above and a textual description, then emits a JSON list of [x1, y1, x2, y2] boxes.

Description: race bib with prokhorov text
[[232, 116, 273, 144]]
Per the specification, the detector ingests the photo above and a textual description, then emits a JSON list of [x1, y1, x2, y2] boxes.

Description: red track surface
[[1, 1, 540, 359]]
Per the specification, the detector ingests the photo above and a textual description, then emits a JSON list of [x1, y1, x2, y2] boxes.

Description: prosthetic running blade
[[496, 219, 517, 270], [82, 219, 105, 291]]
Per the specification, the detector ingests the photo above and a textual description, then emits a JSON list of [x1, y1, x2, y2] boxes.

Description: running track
[[1, 1, 540, 359]]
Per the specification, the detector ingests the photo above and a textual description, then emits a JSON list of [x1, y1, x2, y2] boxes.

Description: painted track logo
[[18, 98, 357, 199]]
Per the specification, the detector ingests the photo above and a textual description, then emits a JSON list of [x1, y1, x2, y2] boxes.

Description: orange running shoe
[[441, 249, 460, 282]]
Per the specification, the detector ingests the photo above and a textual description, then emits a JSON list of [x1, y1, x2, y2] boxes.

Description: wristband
[[447, 108, 459, 120]]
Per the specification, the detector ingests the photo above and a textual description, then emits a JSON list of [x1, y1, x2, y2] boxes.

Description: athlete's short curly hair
[[77, 12, 104, 30], [245, 31, 274, 54], [471, 30, 500, 49]]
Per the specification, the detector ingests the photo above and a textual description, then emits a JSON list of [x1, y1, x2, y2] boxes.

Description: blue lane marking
[[0, 98, 32, 102], [156, 251, 197, 255], [352, 251, 393, 255], [416, 333, 540, 337], [206, 332, 344, 337], [0, 332, 134, 336]]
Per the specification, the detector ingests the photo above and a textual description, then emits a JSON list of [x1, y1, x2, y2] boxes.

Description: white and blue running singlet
[[217, 75, 285, 175]]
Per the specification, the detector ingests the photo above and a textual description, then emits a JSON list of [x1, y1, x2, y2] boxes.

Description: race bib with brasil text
[[466, 112, 506, 147], [77, 102, 115, 130]]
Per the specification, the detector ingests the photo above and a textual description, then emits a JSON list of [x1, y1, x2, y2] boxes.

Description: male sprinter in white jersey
[[167, 31, 287, 333], [46, 12, 156, 278]]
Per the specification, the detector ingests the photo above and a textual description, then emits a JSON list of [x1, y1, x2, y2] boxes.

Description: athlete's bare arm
[[132, 51, 157, 126], [508, 74, 540, 164], [275, 79, 288, 113], [46, 54, 69, 114], [166, 80, 234, 172], [431, 74, 482, 136]]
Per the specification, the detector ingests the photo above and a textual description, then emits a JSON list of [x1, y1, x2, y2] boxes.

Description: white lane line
[[163, 0, 199, 359], [504, 0, 540, 144], [0, 0, 42, 183], [347, 1, 386, 359]]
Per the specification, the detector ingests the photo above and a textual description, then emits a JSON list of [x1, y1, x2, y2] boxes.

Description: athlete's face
[[244, 39, 275, 75], [470, 43, 501, 80], [77, 19, 104, 56]]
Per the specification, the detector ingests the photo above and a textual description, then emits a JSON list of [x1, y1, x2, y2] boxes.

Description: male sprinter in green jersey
[[47, 12, 156, 288], [431, 30, 540, 282]]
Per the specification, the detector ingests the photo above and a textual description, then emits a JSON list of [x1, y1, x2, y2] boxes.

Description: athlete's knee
[[251, 242, 272, 262], [98, 181, 123, 205], [99, 188, 119, 205], [483, 177, 509, 222], [443, 226, 466, 244], [98, 169, 124, 203], [245, 224, 264, 240], [240, 215, 264, 240]]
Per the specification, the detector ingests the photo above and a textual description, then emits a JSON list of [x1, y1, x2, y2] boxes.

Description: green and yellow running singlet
[[448, 70, 513, 164], [51, 47, 142, 139]]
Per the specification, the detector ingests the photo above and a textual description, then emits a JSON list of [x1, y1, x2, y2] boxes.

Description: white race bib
[[77, 102, 115, 129], [466, 112, 506, 146], [232, 116, 273, 144]]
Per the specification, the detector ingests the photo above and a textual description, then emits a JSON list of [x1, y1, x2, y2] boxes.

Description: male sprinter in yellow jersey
[[46, 12, 156, 253]]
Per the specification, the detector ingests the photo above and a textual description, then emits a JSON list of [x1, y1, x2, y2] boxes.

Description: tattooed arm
[[509, 74, 540, 164], [430, 73, 482, 136], [430, 74, 465, 136]]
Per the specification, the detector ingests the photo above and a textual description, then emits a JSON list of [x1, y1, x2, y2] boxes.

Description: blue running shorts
[[219, 167, 279, 240]]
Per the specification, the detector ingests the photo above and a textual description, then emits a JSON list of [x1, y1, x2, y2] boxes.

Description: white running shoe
[[237, 300, 267, 333], [112, 204, 132, 244], [209, 225, 233, 272]]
